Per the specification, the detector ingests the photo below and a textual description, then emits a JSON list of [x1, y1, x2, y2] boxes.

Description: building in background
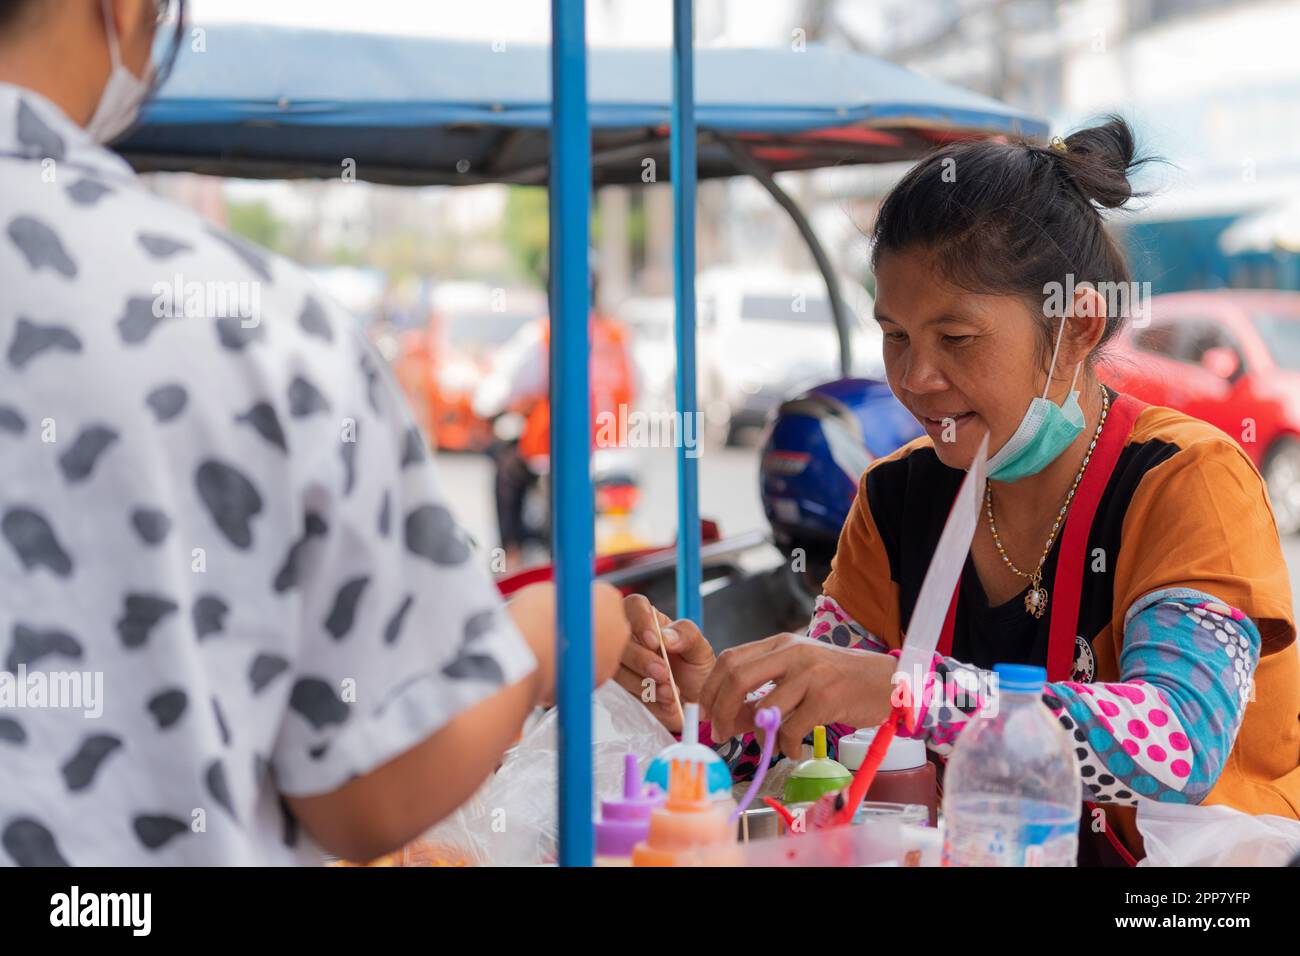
[[790, 0, 1300, 294], [151, 1, 1300, 321]]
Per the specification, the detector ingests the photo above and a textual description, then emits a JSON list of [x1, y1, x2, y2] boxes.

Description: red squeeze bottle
[[837, 724, 938, 826]]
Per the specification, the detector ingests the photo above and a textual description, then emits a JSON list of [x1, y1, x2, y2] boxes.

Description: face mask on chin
[[85, 0, 154, 145], [984, 314, 1086, 483]]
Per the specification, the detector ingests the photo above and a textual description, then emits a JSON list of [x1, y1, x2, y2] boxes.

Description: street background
[[146, 0, 1300, 614], [433, 447, 1300, 608]]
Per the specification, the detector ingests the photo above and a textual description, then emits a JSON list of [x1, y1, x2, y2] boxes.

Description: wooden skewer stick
[[652, 615, 686, 727]]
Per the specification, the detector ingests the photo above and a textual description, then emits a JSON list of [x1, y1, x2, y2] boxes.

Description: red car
[[1102, 290, 1300, 534]]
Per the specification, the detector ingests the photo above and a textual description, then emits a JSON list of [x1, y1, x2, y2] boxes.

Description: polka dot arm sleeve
[[892, 653, 989, 754], [891, 588, 1260, 807], [1046, 588, 1259, 807], [703, 594, 890, 781]]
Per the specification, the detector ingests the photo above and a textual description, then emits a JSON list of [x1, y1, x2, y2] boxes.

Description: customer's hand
[[592, 582, 633, 687], [615, 594, 715, 733], [699, 633, 896, 759], [506, 582, 631, 707]]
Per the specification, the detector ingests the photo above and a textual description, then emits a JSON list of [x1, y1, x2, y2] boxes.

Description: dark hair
[[870, 115, 1154, 364], [1, 0, 189, 95], [0, 0, 37, 30]]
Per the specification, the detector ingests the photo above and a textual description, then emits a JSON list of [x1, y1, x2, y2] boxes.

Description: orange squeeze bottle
[[632, 759, 740, 867]]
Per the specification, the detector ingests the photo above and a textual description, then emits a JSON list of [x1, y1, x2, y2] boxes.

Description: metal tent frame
[[121, 8, 1048, 866]]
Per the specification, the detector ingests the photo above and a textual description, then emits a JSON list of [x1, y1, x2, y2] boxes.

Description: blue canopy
[[120, 24, 1049, 186]]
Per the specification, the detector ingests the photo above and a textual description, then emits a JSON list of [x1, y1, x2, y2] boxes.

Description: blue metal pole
[[672, 0, 702, 626], [549, 0, 593, 867]]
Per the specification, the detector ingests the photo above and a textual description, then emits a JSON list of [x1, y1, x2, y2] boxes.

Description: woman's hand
[[699, 633, 896, 759], [615, 594, 715, 733]]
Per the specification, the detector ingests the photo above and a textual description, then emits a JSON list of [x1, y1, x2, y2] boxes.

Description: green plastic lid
[[783, 726, 851, 803]]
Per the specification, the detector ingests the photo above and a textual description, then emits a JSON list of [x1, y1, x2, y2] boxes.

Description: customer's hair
[[0, 0, 40, 31], [870, 115, 1155, 364]]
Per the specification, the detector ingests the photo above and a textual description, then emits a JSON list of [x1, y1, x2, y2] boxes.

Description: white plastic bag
[[1136, 800, 1300, 866], [418, 681, 675, 865]]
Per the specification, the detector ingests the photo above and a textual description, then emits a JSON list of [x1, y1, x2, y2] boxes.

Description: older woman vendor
[[619, 117, 1300, 864]]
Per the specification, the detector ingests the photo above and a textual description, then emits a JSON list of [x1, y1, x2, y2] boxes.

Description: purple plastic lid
[[594, 754, 665, 858]]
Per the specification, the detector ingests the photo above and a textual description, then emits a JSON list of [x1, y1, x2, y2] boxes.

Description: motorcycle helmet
[[760, 378, 922, 557]]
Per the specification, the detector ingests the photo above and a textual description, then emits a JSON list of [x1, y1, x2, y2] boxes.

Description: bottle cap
[[783, 725, 852, 804], [994, 663, 1047, 693], [838, 724, 927, 772], [595, 754, 665, 858], [644, 702, 732, 796]]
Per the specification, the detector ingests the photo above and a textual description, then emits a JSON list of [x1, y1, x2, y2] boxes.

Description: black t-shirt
[[833, 387, 1193, 682], [957, 547, 1054, 671], [823, 385, 1299, 863]]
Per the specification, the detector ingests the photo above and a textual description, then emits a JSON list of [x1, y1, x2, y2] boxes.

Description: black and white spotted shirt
[[0, 85, 536, 866]]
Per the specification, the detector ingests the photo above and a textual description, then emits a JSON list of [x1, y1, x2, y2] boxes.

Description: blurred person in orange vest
[[473, 268, 634, 569]]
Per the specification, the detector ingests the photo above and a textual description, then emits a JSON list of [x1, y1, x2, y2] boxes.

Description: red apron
[[933, 391, 1147, 864], [935, 392, 1145, 677]]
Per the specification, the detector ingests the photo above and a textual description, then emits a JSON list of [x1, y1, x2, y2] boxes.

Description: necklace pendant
[[1025, 585, 1048, 618]]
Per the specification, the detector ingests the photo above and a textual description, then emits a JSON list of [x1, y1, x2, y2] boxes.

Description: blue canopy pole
[[672, 0, 702, 625], [550, 0, 594, 867]]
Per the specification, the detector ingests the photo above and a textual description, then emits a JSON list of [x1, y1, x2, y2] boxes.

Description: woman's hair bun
[[870, 112, 1155, 359], [1058, 115, 1147, 210]]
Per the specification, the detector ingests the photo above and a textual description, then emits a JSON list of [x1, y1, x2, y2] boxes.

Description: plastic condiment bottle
[[644, 702, 732, 799], [837, 724, 938, 826], [783, 725, 852, 804], [595, 754, 665, 866], [943, 664, 1081, 866], [632, 759, 740, 867]]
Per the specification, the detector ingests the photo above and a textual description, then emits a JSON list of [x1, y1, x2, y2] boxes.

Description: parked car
[[614, 295, 677, 416], [1102, 290, 1300, 533], [695, 266, 883, 444]]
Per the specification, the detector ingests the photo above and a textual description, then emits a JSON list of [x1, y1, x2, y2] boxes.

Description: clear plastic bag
[[1136, 800, 1300, 866], [414, 681, 675, 866]]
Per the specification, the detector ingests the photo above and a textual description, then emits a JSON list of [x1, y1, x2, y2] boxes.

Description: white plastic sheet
[[1136, 800, 1300, 866], [419, 681, 675, 865]]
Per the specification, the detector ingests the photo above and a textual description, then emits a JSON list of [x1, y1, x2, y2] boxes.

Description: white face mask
[[85, 0, 153, 145]]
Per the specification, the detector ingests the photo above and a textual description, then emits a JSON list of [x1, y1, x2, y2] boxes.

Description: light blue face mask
[[985, 316, 1085, 482]]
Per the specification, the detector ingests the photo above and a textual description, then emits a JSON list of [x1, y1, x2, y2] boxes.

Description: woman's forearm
[[1048, 588, 1258, 806], [881, 589, 1260, 807]]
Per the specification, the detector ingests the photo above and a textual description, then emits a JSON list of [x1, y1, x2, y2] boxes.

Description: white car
[[696, 267, 883, 443], [614, 295, 678, 417]]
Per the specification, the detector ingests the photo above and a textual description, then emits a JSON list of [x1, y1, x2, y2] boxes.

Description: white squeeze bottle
[[942, 663, 1082, 866]]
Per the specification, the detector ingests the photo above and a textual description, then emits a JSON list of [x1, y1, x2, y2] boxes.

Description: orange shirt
[[824, 395, 1300, 849], [519, 315, 634, 463]]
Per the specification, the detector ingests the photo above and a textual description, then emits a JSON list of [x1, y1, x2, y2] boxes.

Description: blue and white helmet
[[759, 378, 922, 552]]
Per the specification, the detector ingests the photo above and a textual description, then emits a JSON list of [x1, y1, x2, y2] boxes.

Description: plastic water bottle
[[942, 663, 1081, 866]]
